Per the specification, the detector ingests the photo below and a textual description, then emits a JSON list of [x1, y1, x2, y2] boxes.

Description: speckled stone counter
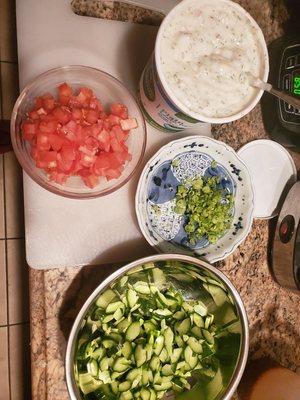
[[29, 1, 300, 399]]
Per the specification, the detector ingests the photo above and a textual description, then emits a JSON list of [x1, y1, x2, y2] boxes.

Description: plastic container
[[11, 65, 146, 199], [138, 0, 269, 132]]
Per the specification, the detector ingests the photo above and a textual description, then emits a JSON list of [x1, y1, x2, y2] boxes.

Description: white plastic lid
[[237, 139, 297, 219]]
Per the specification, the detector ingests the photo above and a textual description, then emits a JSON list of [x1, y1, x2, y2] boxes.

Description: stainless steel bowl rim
[[65, 254, 249, 400]]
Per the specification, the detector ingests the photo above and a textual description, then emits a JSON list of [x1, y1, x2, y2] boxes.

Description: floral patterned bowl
[[135, 136, 254, 263]]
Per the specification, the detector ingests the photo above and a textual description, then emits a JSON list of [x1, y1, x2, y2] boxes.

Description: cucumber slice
[[193, 312, 205, 328], [87, 359, 99, 377], [159, 348, 168, 363], [127, 289, 138, 308], [182, 302, 194, 313], [102, 339, 115, 349], [153, 309, 173, 318], [170, 348, 182, 364], [106, 301, 123, 314], [164, 327, 174, 356], [141, 388, 151, 400], [175, 335, 184, 347], [113, 308, 124, 321], [154, 336, 164, 355], [119, 381, 131, 392], [102, 314, 115, 324], [126, 322, 140, 341], [149, 388, 157, 400], [117, 318, 131, 332], [202, 329, 215, 345], [176, 318, 190, 335], [149, 356, 160, 370], [194, 303, 208, 317], [154, 380, 173, 391], [135, 344, 147, 367], [145, 342, 153, 361], [120, 276, 128, 287], [133, 281, 150, 295], [100, 357, 110, 371], [152, 268, 166, 285], [157, 292, 177, 308], [96, 289, 117, 309], [126, 367, 142, 382], [191, 326, 203, 338], [120, 390, 133, 400], [110, 381, 119, 394], [121, 341, 132, 359], [143, 321, 157, 333], [161, 364, 173, 376], [188, 337, 203, 354], [90, 347, 105, 360], [203, 283, 229, 307], [98, 370, 111, 384], [78, 373, 102, 395], [113, 357, 131, 372], [173, 311, 185, 320]]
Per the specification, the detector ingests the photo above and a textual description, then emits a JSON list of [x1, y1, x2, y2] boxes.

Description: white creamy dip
[[159, 0, 267, 119]]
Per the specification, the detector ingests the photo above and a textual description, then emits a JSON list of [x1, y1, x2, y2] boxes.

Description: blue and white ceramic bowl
[[135, 136, 254, 263]]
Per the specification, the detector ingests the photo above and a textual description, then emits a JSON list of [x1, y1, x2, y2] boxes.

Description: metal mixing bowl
[[66, 254, 249, 400]]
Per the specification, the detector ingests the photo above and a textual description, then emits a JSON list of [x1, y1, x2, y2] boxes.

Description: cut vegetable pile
[[75, 261, 241, 400], [174, 177, 234, 245], [21, 83, 138, 188]]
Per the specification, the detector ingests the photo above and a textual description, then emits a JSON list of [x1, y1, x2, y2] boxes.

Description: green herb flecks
[[174, 177, 234, 245]]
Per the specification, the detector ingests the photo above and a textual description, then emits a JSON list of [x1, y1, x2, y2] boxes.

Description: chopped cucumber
[[75, 262, 240, 400], [96, 289, 117, 309], [126, 322, 140, 341]]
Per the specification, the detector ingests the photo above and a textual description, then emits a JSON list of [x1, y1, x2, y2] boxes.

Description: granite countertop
[[29, 1, 300, 399]]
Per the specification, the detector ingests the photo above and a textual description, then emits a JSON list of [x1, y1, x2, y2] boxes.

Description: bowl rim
[[135, 135, 255, 263], [155, 0, 269, 124], [10, 65, 147, 199], [65, 253, 249, 400]]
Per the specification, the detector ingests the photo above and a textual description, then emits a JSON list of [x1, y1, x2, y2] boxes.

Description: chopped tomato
[[110, 103, 128, 119], [22, 83, 137, 188], [22, 121, 37, 141], [58, 83, 72, 105]]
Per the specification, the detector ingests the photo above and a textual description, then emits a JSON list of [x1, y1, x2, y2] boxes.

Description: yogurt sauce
[[159, 0, 266, 119]]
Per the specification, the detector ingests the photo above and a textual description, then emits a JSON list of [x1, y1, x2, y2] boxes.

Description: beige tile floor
[[0, 0, 31, 398]]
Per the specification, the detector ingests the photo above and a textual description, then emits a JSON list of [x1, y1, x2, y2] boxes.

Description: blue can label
[[139, 54, 202, 133]]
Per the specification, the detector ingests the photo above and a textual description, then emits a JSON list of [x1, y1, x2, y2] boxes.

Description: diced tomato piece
[[58, 83, 72, 105], [36, 150, 57, 169], [97, 130, 110, 152], [39, 120, 58, 134], [76, 87, 93, 108], [86, 110, 98, 124], [111, 125, 127, 143], [42, 93, 56, 111], [115, 150, 132, 164], [35, 97, 43, 109], [36, 107, 47, 116], [105, 168, 122, 180], [61, 120, 78, 141], [82, 174, 99, 188], [90, 97, 103, 111], [48, 134, 65, 151], [28, 110, 40, 120], [72, 108, 83, 120], [89, 122, 103, 138], [22, 121, 37, 141], [107, 114, 121, 128], [36, 132, 51, 151], [107, 153, 122, 170], [52, 107, 72, 124], [48, 171, 68, 185], [120, 118, 138, 131], [110, 136, 124, 153], [79, 152, 97, 168], [110, 103, 128, 119], [99, 111, 108, 120]]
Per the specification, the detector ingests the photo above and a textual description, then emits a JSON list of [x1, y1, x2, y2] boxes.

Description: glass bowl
[[11, 66, 147, 199]]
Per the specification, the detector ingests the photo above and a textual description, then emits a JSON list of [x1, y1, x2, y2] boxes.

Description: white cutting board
[[16, 0, 211, 269]]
